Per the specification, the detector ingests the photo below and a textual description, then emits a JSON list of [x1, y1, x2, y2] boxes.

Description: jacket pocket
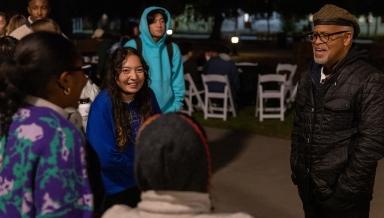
[[323, 98, 354, 131], [324, 98, 350, 111]]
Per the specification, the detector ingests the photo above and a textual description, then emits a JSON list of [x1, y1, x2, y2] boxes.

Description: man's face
[[28, 0, 49, 22], [149, 13, 166, 42], [311, 24, 353, 68]]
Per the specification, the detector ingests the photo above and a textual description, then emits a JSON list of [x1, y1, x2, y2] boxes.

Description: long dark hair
[[0, 32, 80, 136], [104, 47, 153, 151]]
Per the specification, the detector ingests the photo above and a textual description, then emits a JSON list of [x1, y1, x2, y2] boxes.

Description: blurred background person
[[203, 43, 240, 108], [0, 32, 92, 217], [86, 47, 161, 213], [27, 0, 50, 24], [6, 0, 51, 40], [102, 113, 253, 218], [0, 11, 7, 37], [180, 42, 203, 91], [0, 35, 18, 64], [6, 14, 30, 40]]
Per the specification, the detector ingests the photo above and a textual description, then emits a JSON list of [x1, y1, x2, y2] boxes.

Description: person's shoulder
[[348, 58, 384, 83], [101, 204, 136, 218], [91, 89, 114, 113], [93, 89, 110, 102], [195, 212, 254, 218], [9, 24, 33, 40], [24, 105, 65, 121], [13, 106, 76, 136], [124, 37, 138, 48], [169, 41, 180, 48]]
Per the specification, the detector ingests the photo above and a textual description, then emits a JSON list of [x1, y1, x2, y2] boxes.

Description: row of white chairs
[[182, 73, 236, 121], [183, 63, 298, 122]]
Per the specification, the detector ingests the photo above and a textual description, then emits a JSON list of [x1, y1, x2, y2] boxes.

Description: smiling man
[[291, 4, 384, 218]]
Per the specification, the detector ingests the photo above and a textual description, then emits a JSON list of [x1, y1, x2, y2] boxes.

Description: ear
[[56, 71, 72, 91], [343, 32, 353, 46]]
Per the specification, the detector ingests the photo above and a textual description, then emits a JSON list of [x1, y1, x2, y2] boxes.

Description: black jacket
[[291, 47, 384, 210]]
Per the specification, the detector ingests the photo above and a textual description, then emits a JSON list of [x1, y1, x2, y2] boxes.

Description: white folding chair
[[255, 74, 286, 121], [275, 63, 298, 104], [182, 73, 205, 115], [201, 74, 236, 121]]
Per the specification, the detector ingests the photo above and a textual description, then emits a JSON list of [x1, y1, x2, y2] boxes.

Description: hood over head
[[139, 6, 172, 45]]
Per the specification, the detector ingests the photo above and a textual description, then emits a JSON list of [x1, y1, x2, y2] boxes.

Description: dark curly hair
[[104, 47, 153, 151], [0, 32, 80, 136]]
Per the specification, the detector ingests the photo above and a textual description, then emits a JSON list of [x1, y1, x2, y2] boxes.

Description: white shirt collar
[[320, 67, 328, 84], [138, 190, 211, 214], [25, 95, 68, 118], [27, 16, 34, 25]]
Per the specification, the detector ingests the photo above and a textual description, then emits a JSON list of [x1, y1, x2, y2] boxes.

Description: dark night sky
[[0, 0, 143, 36], [1, 0, 383, 36]]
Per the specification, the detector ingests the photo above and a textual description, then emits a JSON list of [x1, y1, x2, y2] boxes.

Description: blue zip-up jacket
[[124, 6, 185, 113], [86, 89, 160, 195]]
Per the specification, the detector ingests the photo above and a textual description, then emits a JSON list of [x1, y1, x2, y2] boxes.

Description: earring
[[63, 87, 71, 95]]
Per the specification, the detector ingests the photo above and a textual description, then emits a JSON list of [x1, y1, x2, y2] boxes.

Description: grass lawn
[[191, 106, 293, 139]]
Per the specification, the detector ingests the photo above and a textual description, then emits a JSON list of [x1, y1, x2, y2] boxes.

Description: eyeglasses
[[306, 31, 350, 43], [66, 64, 92, 77]]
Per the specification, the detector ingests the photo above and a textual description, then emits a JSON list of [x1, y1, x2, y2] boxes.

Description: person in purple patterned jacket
[[0, 32, 93, 217]]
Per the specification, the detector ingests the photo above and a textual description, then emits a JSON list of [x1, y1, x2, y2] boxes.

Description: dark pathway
[[206, 127, 384, 218]]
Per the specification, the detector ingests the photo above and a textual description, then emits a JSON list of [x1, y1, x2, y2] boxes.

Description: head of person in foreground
[[135, 112, 211, 192]]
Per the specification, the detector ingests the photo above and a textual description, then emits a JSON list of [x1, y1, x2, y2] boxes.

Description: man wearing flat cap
[[291, 4, 384, 218]]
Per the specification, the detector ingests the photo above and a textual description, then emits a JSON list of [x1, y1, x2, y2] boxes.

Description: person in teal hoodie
[[124, 6, 185, 113]]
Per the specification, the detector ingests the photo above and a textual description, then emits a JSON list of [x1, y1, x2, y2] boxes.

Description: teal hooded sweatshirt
[[124, 6, 185, 113]]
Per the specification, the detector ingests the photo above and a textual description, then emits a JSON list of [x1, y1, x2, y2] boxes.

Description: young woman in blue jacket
[[86, 47, 161, 212]]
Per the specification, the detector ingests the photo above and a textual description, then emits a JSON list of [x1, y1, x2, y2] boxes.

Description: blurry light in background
[[166, 29, 173, 35], [358, 15, 365, 23], [244, 13, 249, 22], [368, 12, 374, 23], [308, 14, 313, 22], [231, 36, 239, 44]]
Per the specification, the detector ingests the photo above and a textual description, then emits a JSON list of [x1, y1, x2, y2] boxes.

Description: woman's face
[[116, 54, 145, 101]]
